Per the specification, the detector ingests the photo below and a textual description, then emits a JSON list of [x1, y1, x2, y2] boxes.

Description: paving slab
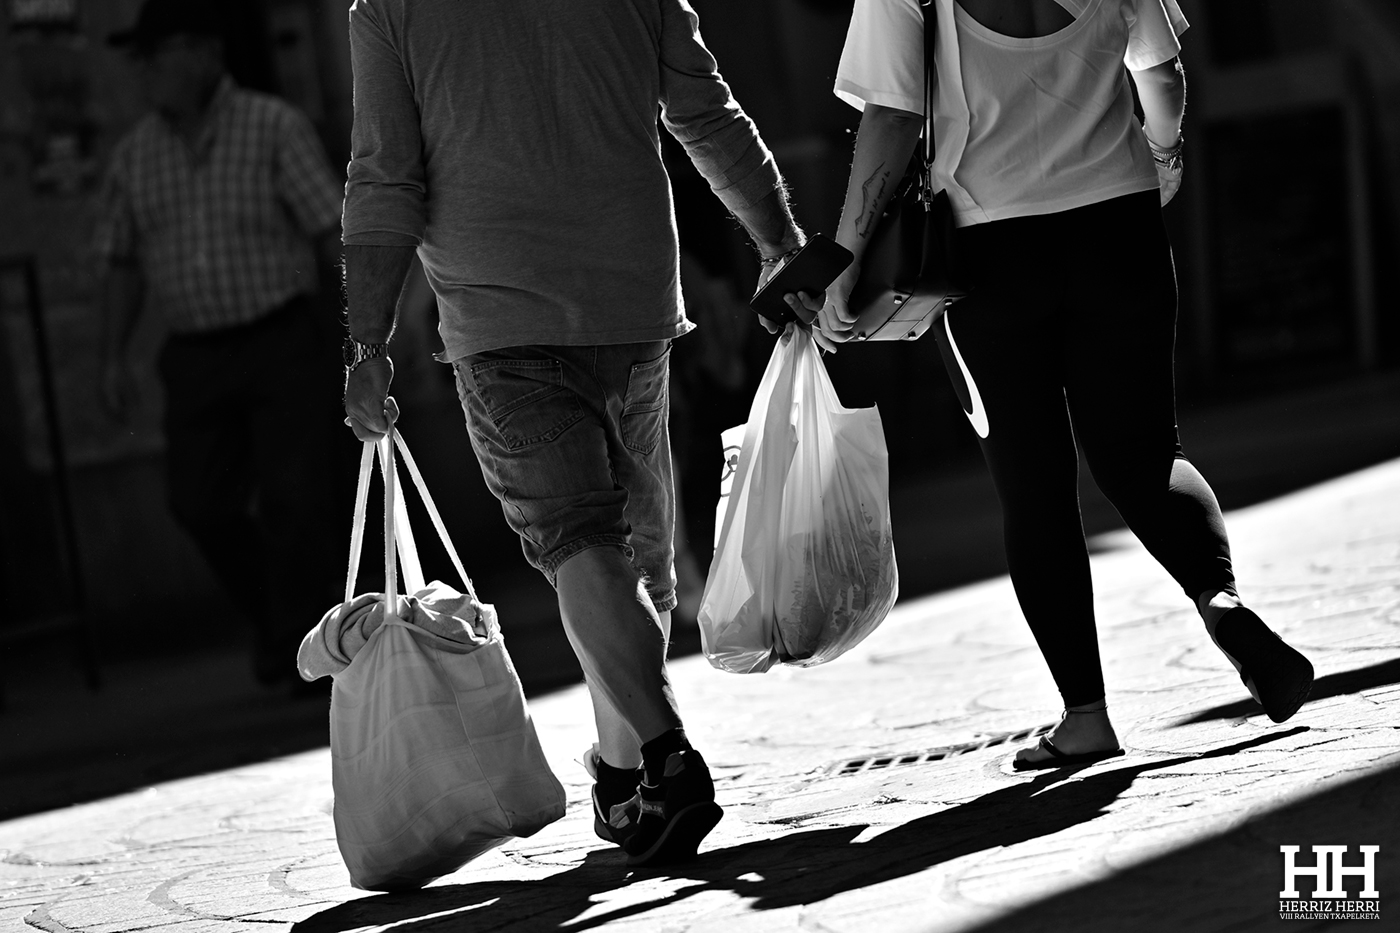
[[3, 458, 1399, 932]]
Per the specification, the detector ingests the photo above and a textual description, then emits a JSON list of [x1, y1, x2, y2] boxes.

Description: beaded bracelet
[[1148, 134, 1184, 172]]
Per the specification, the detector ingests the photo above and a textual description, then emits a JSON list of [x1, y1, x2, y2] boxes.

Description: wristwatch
[[342, 336, 389, 373]]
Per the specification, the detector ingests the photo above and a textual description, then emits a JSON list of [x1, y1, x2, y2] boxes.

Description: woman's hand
[[807, 262, 861, 353], [1156, 157, 1182, 206], [1131, 58, 1186, 207]]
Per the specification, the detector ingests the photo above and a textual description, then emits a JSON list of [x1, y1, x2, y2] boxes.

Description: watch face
[[342, 335, 358, 368]]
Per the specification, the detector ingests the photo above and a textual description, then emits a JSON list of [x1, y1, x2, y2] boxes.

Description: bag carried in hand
[[698, 328, 899, 673], [847, 0, 970, 341], [297, 430, 565, 892]]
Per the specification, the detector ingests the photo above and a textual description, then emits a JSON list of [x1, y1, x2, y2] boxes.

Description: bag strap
[[380, 434, 400, 612], [921, 0, 937, 193], [340, 429, 478, 614], [391, 428, 477, 602], [343, 440, 376, 604]]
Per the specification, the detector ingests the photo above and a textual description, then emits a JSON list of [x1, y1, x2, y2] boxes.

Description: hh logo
[[1279, 845, 1380, 898]]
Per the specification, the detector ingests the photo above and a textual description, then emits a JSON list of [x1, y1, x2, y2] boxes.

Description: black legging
[[933, 190, 1235, 708]]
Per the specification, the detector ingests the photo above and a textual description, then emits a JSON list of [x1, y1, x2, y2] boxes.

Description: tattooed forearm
[[855, 162, 890, 239]]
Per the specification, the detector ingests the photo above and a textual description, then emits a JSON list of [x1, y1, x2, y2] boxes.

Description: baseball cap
[[108, 0, 224, 54]]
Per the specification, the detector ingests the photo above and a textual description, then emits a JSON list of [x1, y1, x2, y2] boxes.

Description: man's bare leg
[[589, 607, 672, 770], [556, 546, 681, 756], [558, 546, 720, 864]]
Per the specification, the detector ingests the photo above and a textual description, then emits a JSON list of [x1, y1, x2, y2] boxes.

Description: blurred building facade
[[1, 0, 1397, 649]]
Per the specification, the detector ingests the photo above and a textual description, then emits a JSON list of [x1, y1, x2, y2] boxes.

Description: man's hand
[[344, 357, 399, 442], [753, 256, 789, 335], [342, 243, 414, 439], [778, 291, 836, 353], [101, 358, 139, 422]]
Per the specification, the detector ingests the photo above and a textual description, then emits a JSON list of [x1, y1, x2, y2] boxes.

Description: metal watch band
[[342, 336, 389, 373]]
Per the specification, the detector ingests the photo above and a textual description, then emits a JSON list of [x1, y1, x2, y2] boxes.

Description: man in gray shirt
[[341, 0, 804, 866]]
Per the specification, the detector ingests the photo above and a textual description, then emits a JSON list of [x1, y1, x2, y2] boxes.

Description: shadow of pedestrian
[[1174, 657, 1400, 724], [291, 729, 1305, 932], [961, 752, 1400, 933]]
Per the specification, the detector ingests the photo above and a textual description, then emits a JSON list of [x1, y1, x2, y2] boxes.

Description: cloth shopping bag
[[298, 430, 565, 892], [698, 327, 898, 673]]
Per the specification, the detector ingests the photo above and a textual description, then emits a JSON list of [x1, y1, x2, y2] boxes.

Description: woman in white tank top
[[787, 0, 1315, 768]]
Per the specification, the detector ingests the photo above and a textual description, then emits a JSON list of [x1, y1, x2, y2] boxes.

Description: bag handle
[[386, 435, 426, 596], [344, 440, 376, 603], [380, 434, 400, 612], [391, 428, 476, 602], [340, 436, 410, 612], [339, 428, 478, 614], [921, 0, 937, 198]]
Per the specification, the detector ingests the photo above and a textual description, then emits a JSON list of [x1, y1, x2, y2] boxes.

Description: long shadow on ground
[[966, 758, 1399, 932], [1177, 657, 1400, 725], [292, 731, 1306, 933]]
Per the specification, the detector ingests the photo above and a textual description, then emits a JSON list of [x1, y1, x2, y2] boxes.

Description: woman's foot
[[1198, 591, 1313, 722], [1199, 591, 1258, 700], [1012, 701, 1123, 770], [1210, 607, 1314, 723], [1199, 592, 1244, 663]]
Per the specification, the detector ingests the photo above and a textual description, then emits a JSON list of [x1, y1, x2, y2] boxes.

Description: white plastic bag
[[299, 431, 565, 891], [698, 327, 898, 673]]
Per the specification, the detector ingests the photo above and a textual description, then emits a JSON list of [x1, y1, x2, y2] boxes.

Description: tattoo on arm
[[856, 162, 890, 239]]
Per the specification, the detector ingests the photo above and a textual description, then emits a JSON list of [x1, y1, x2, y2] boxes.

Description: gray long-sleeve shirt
[[343, 0, 783, 360]]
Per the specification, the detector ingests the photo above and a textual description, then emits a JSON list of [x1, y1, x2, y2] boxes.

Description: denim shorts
[[453, 341, 677, 612]]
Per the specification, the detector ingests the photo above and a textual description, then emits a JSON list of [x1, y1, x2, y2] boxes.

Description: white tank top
[[835, 0, 1188, 226]]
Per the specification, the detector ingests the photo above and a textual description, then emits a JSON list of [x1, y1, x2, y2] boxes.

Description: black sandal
[[1012, 736, 1124, 772], [1213, 607, 1313, 723]]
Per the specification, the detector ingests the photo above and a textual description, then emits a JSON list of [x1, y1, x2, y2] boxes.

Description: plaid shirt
[[94, 78, 343, 334]]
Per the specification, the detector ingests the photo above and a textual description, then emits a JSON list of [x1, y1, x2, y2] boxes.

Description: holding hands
[[771, 260, 860, 354], [754, 104, 923, 353], [754, 250, 840, 352], [754, 237, 862, 354]]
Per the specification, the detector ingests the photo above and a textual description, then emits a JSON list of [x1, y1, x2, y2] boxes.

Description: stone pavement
[[3, 454, 1400, 932]]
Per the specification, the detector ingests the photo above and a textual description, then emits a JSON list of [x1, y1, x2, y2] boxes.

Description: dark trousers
[[158, 297, 344, 670], [933, 190, 1235, 708]]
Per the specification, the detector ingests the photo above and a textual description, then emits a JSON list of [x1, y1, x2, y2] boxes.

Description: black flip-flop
[[1012, 736, 1125, 772], [1213, 607, 1314, 723]]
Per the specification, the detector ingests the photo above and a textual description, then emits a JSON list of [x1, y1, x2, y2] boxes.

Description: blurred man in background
[[96, 0, 345, 689]]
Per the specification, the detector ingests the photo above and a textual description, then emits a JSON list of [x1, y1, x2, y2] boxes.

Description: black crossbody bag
[[847, 0, 970, 341]]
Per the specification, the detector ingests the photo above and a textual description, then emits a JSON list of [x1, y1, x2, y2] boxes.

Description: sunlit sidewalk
[[3, 458, 1399, 932]]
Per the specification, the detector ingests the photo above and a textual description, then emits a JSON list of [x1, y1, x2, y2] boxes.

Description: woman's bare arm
[[1130, 57, 1185, 149], [1129, 58, 1186, 204], [795, 103, 923, 345]]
